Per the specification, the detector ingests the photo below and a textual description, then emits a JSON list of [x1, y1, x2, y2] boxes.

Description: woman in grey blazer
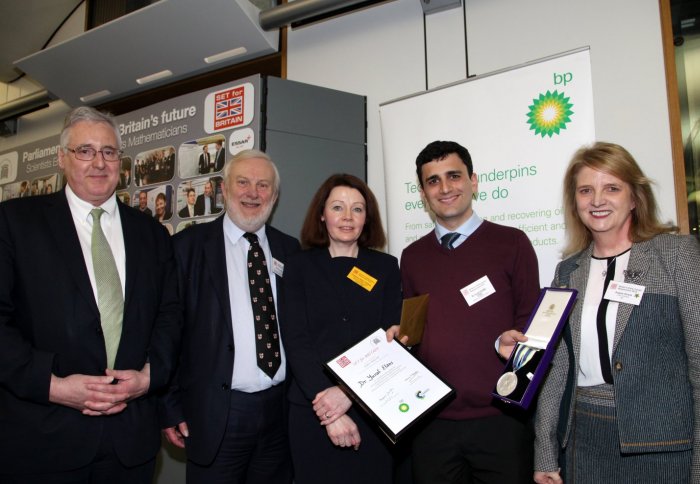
[[532, 142, 700, 483]]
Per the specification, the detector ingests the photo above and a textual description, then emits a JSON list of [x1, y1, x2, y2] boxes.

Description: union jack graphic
[[216, 96, 242, 119], [204, 82, 253, 133]]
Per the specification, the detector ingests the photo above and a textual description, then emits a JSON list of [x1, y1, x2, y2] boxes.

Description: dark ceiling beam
[[0, 90, 54, 123], [260, 0, 388, 30]]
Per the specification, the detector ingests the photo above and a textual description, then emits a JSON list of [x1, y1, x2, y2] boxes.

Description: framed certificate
[[325, 328, 454, 443]]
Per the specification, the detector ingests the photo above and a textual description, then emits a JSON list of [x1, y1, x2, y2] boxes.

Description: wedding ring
[[324, 412, 331, 419]]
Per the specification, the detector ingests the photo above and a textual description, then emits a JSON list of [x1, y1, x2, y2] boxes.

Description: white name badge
[[460, 275, 496, 306], [604, 281, 645, 305], [272, 258, 284, 277]]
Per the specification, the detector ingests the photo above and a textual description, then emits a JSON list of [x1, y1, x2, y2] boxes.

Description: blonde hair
[[561, 142, 676, 257]]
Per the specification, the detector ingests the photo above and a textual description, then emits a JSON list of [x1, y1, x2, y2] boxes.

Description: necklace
[[601, 258, 615, 278]]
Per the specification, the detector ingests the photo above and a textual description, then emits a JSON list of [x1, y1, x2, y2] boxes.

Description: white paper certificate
[[325, 328, 454, 442]]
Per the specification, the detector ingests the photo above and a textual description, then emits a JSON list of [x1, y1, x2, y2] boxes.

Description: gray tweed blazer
[[534, 234, 700, 478]]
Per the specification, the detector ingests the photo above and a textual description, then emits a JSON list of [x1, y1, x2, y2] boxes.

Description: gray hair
[[59, 106, 122, 150], [223, 149, 280, 194]]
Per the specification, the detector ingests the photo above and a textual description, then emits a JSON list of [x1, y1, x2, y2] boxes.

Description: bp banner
[[379, 48, 595, 283]]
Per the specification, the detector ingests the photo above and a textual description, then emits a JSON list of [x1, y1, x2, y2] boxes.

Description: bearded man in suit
[[161, 149, 298, 483]]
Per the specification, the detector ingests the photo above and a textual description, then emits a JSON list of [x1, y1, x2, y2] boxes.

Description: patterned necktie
[[243, 232, 281, 378], [441, 232, 460, 249], [90, 208, 124, 369]]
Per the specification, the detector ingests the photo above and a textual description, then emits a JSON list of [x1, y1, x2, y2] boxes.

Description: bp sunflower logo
[[526, 90, 574, 137]]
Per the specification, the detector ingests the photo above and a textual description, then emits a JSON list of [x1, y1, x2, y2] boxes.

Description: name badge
[[460, 275, 496, 306], [272, 258, 284, 277], [604, 281, 645, 305], [347, 267, 377, 291]]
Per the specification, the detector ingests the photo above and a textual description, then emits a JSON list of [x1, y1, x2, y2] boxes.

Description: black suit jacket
[[0, 191, 181, 474], [214, 148, 225, 172], [118, 172, 131, 189], [193, 194, 221, 217], [281, 248, 402, 406], [178, 205, 194, 218], [160, 217, 299, 465], [198, 153, 210, 174]]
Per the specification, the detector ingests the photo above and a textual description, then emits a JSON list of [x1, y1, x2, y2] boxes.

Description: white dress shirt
[[65, 185, 126, 301], [434, 211, 484, 248], [223, 216, 286, 392]]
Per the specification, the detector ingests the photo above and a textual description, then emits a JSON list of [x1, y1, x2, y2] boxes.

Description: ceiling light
[[681, 18, 696, 30], [136, 69, 173, 85], [79, 89, 111, 103], [204, 47, 248, 64]]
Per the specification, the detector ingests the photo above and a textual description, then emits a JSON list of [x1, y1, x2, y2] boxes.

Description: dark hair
[[415, 140, 473, 186], [562, 142, 676, 256], [155, 192, 166, 203], [300, 174, 386, 249], [186, 188, 195, 196]]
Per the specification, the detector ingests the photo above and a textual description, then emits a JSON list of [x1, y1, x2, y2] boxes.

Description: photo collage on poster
[[114, 79, 256, 234], [1, 78, 259, 237], [0, 149, 62, 202], [117, 134, 227, 235]]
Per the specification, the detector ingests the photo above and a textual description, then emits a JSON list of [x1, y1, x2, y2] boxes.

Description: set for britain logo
[[216, 94, 243, 128], [204, 82, 254, 134]]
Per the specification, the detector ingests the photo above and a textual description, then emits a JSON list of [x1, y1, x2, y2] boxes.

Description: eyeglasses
[[64, 145, 123, 162]]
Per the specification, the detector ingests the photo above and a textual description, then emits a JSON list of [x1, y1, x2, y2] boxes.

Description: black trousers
[[0, 424, 155, 484], [186, 385, 293, 484], [412, 414, 534, 484]]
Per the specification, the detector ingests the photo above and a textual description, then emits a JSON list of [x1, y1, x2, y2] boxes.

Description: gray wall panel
[[266, 76, 366, 145], [266, 129, 366, 239]]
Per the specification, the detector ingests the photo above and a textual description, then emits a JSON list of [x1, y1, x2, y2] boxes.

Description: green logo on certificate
[[526, 90, 574, 138], [399, 403, 410, 413]]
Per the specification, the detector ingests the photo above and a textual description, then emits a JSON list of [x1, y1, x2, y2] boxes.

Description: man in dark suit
[[0, 107, 181, 483], [166, 147, 176, 170], [213, 140, 225, 172], [178, 188, 196, 218], [198, 145, 211, 174], [161, 149, 298, 483], [119, 168, 131, 189], [194, 180, 222, 217], [18, 180, 29, 197], [137, 190, 152, 216]]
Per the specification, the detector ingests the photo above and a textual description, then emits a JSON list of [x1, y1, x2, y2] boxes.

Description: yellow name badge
[[347, 266, 377, 291]]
